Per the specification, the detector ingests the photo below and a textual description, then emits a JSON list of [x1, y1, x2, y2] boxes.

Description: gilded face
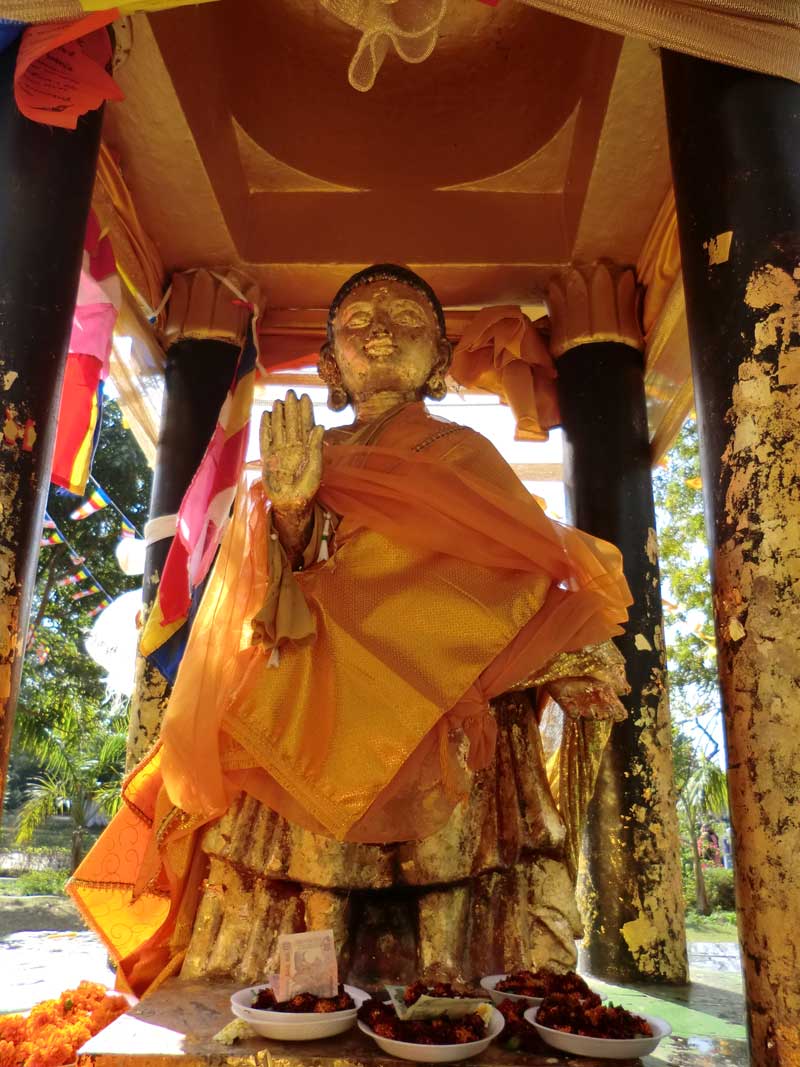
[[331, 279, 446, 402]]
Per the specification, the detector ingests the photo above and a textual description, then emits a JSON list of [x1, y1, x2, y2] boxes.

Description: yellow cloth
[[68, 402, 631, 996], [451, 306, 559, 442]]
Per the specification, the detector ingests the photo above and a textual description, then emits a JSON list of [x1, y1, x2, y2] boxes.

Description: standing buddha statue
[[69, 265, 631, 997]]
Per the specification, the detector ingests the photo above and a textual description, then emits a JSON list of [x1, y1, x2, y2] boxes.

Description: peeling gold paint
[[634, 633, 652, 651], [1, 372, 18, 391], [703, 230, 733, 265], [126, 642, 171, 771], [713, 261, 800, 1062], [645, 527, 658, 566], [728, 618, 746, 642]]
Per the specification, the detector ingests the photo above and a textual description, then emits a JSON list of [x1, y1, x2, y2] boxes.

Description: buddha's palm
[[260, 391, 325, 510]]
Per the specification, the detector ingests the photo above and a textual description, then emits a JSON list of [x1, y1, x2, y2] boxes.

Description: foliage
[[703, 867, 736, 911], [652, 419, 720, 728], [4, 400, 150, 829], [4, 868, 70, 896], [0, 843, 71, 875], [654, 420, 735, 914], [672, 726, 729, 914], [15, 705, 127, 871]]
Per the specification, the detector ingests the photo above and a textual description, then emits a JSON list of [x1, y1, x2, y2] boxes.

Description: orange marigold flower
[[0, 1038, 17, 1067], [0, 1015, 26, 1043]]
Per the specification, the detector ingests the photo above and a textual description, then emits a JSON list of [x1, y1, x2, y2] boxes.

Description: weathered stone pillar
[[548, 262, 687, 983], [0, 44, 103, 811], [662, 50, 800, 1064], [126, 269, 255, 768]]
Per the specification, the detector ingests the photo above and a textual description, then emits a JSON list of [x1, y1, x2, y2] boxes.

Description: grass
[[685, 909, 738, 942], [0, 870, 70, 896]]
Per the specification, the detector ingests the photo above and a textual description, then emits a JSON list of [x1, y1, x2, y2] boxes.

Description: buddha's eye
[[344, 311, 372, 329], [391, 306, 426, 327]]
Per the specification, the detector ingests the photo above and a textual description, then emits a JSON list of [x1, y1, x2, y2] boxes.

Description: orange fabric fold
[[68, 401, 631, 997], [450, 306, 560, 441]]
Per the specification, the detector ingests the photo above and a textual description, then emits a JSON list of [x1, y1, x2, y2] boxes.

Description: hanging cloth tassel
[[318, 512, 332, 562]]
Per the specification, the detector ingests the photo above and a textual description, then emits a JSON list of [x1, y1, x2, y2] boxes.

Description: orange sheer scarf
[[68, 402, 631, 996]]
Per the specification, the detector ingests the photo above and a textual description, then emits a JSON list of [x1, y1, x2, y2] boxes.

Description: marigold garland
[[0, 982, 129, 1067]]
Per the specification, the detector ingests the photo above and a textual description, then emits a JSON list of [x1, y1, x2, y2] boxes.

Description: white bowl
[[524, 1006, 672, 1059], [230, 984, 369, 1040], [479, 974, 542, 1008], [357, 1005, 505, 1062]]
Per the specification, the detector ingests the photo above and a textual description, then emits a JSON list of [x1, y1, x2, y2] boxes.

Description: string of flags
[[38, 513, 112, 603], [67, 476, 142, 538], [73, 584, 102, 601], [69, 485, 111, 521]]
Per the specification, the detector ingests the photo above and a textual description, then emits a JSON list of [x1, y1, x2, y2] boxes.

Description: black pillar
[[143, 337, 240, 600], [662, 50, 800, 1063], [126, 333, 238, 766], [0, 42, 104, 812], [557, 339, 687, 982]]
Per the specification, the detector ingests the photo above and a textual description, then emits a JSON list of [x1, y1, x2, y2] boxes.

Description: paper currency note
[[385, 985, 488, 1020], [277, 929, 338, 1001]]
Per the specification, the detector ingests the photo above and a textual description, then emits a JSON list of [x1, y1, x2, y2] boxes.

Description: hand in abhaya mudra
[[260, 390, 325, 511]]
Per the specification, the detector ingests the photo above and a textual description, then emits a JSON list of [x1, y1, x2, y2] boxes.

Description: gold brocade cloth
[[68, 402, 631, 996]]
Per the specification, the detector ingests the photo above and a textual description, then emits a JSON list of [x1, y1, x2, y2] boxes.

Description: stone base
[[76, 978, 747, 1067]]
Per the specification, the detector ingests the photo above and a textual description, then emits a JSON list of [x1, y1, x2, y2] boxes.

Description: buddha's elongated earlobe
[[424, 337, 452, 401], [318, 341, 351, 412]]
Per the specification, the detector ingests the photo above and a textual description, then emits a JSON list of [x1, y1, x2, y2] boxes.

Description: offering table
[[75, 978, 728, 1067]]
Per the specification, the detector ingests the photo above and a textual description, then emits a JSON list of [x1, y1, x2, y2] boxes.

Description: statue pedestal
[[77, 978, 615, 1067]]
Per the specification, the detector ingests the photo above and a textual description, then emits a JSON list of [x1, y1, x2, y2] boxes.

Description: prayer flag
[[40, 532, 64, 547], [69, 485, 111, 521], [43, 516, 56, 530], [72, 584, 101, 601], [52, 210, 120, 496], [88, 598, 109, 618], [69, 554, 86, 567], [58, 569, 89, 588], [120, 519, 136, 539], [140, 322, 257, 683]]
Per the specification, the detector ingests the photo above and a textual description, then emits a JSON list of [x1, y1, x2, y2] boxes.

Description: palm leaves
[[673, 728, 730, 915], [14, 704, 126, 871]]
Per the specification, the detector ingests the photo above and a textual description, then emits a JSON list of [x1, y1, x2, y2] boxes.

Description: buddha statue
[[69, 265, 631, 997]]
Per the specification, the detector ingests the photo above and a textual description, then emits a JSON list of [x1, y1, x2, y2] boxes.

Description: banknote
[[385, 985, 488, 1020], [276, 929, 338, 1001]]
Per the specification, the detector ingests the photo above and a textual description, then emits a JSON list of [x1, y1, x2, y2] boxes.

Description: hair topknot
[[327, 264, 447, 341]]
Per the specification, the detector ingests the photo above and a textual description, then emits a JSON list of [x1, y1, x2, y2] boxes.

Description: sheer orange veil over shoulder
[[68, 402, 631, 996]]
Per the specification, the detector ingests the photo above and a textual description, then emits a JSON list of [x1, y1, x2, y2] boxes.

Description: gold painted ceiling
[[104, 1, 672, 308], [102, 1, 689, 454]]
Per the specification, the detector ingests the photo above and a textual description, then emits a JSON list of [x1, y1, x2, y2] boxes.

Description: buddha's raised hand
[[260, 390, 325, 511]]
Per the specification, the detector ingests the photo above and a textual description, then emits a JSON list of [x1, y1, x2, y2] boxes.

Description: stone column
[[548, 262, 687, 983], [126, 269, 255, 768], [662, 50, 800, 1063], [0, 44, 104, 811]]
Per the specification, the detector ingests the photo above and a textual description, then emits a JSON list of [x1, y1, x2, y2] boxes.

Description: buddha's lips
[[364, 338, 396, 358]]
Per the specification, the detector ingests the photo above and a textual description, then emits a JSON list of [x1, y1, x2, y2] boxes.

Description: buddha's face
[[331, 278, 446, 402]]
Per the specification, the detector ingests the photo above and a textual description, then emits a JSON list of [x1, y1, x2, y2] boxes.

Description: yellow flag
[[80, 0, 219, 11]]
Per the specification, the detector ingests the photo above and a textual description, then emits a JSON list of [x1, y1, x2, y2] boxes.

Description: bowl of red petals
[[230, 982, 368, 1040], [524, 992, 671, 1058], [480, 968, 591, 1008], [357, 998, 504, 1062]]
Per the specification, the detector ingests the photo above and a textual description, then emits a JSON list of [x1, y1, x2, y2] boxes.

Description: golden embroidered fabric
[[521, 0, 799, 83], [318, 0, 448, 91]]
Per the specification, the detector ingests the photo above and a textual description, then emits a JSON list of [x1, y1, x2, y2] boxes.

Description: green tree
[[15, 705, 126, 871], [4, 400, 151, 825], [672, 728, 729, 915], [652, 420, 720, 726]]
